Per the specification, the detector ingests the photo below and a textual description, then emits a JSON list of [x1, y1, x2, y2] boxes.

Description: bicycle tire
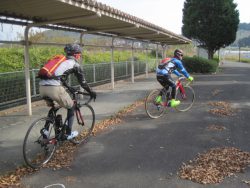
[[175, 85, 195, 112], [70, 104, 95, 144], [145, 89, 165, 119], [23, 117, 56, 169]]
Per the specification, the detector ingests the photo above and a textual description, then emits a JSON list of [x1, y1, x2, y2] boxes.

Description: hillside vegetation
[[0, 29, 195, 73], [232, 23, 250, 46], [0, 46, 158, 72]]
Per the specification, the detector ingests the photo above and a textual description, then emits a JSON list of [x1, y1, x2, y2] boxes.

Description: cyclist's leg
[[156, 75, 170, 104], [164, 76, 180, 107], [39, 86, 58, 137], [66, 108, 74, 133], [166, 76, 176, 99], [55, 87, 77, 139], [40, 86, 76, 139]]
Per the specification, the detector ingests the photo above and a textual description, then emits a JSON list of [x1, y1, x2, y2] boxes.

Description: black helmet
[[64, 44, 82, 55], [174, 49, 183, 58]]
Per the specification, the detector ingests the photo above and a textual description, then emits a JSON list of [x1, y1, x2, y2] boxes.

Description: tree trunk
[[208, 49, 214, 59]]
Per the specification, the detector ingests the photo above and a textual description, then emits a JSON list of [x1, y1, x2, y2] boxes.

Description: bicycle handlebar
[[177, 76, 193, 86], [66, 86, 94, 104], [76, 90, 94, 104]]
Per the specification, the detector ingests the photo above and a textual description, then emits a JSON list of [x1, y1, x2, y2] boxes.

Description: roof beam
[[150, 36, 185, 41], [117, 32, 160, 37], [31, 13, 102, 27], [86, 25, 138, 34]]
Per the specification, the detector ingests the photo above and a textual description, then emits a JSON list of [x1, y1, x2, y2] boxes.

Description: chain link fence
[[0, 60, 158, 110]]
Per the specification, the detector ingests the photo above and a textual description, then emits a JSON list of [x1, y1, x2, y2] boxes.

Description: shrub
[[183, 56, 219, 73], [0, 47, 155, 72]]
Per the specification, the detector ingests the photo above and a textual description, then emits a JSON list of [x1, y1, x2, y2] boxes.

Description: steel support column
[[145, 45, 149, 78], [24, 26, 32, 115], [111, 37, 115, 89], [131, 41, 134, 83], [156, 44, 159, 70]]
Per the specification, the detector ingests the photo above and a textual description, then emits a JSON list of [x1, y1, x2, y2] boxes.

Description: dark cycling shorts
[[156, 74, 175, 88]]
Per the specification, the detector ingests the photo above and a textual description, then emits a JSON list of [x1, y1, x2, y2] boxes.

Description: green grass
[[224, 56, 250, 63], [0, 46, 156, 72]]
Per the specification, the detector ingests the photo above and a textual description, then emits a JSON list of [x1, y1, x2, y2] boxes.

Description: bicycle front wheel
[[175, 86, 195, 112], [70, 104, 95, 144], [145, 89, 165, 119], [23, 117, 56, 168]]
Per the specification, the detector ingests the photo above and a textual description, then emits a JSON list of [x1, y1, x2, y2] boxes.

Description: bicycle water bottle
[[55, 114, 63, 128], [162, 93, 166, 103], [41, 128, 49, 139], [55, 114, 63, 135], [166, 91, 170, 100]]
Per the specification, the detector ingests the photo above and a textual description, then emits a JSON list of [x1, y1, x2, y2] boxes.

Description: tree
[[182, 0, 239, 59]]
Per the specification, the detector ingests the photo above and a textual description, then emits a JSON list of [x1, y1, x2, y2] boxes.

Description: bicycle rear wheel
[[175, 86, 195, 112], [23, 117, 56, 168], [145, 89, 165, 119], [70, 104, 95, 144]]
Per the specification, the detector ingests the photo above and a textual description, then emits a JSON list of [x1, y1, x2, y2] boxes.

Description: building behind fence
[[0, 60, 158, 110]]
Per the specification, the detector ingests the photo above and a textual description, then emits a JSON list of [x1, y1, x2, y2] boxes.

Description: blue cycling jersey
[[156, 57, 189, 78]]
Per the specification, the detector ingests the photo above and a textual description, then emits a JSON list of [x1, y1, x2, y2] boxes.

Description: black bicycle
[[23, 86, 95, 169]]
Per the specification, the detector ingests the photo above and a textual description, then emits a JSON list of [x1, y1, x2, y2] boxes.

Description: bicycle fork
[[75, 108, 85, 126], [177, 83, 187, 99]]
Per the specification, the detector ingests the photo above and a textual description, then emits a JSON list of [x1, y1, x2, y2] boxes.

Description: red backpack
[[38, 55, 66, 79], [158, 57, 172, 69]]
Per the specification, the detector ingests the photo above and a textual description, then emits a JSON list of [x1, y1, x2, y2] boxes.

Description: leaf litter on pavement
[[208, 101, 235, 116], [206, 124, 226, 131], [0, 100, 144, 187], [179, 100, 249, 185], [179, 147, 250, 184]]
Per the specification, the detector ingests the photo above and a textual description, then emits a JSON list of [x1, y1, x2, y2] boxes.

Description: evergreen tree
[[182, 0, 239, 59]]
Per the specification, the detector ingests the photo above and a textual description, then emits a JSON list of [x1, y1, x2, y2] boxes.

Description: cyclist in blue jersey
[[156, 49, 194, 107]]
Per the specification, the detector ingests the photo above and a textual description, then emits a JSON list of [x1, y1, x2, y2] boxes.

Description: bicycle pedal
[[157, 105, 162, 110], [48, 138, 57, 145]]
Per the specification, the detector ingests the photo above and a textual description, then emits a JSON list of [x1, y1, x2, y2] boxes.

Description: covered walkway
[[0, 0, 191, 115]]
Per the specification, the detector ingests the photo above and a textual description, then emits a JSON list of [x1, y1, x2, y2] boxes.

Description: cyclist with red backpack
[[39, 43, 96, 140], [156, 49, 193, 107]]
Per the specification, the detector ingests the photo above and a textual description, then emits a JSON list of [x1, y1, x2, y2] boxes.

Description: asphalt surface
[[1, 61, 250, 188]]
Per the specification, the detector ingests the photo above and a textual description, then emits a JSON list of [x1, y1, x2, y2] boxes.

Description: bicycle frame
[[176, 79, 187, 99], [23, 84, 94, 168], [75, 101, 84, 126], [44, 94, 86, 143], [145, 76, 195, 118], [161, 77, 188, 107]]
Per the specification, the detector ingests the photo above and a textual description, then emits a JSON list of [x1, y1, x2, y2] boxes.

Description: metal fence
[[0, 60, 158, 110]]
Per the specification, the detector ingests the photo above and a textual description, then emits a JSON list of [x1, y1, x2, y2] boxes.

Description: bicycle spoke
[[175, 86, 195, 112], [70, 104, 95, 144], [23, 117, 56, 168], [145, 89, 165, 119]]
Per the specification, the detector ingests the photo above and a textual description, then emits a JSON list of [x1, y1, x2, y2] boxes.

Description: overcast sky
[[0, 0, 249, 40], [98, 0, 250, 34]]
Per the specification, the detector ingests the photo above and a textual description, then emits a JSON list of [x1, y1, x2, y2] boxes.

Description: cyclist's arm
[[72, 64, 93, 94], [173, 69, 182, 77], [174, 59, 190, 78], [59, 65, 91, 94]]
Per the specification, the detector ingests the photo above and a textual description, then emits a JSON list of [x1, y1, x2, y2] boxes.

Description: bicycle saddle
[[42, 96, 55, 107]]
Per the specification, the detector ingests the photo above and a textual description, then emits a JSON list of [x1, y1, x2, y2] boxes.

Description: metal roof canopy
[[0, 0, 191, 115], [0, 0, 191, 44]]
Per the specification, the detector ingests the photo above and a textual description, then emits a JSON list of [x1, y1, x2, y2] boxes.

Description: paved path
[[1, 61, 250, 188], [0, 74, 159, 175]]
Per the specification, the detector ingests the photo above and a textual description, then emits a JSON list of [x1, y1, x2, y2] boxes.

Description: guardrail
[[0, 60, 158, 110]]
